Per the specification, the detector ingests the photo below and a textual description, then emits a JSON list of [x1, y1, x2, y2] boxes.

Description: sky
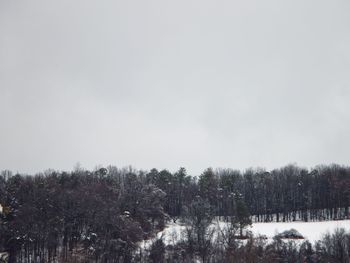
[[0, 0, 350, 175]]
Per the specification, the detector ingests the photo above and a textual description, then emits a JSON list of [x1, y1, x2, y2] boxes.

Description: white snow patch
[[140, 221, 187, 249], [251, 220, 350, 243]]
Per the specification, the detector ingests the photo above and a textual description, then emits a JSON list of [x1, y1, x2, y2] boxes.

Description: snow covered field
[[251, 220, 350, 243], [141, 219, 350, 248]]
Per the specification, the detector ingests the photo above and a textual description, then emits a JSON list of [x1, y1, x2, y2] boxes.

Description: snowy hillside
[[141, 219, 350, 248]]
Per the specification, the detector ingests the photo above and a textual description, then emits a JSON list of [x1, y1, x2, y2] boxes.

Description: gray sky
[[1, 0, 350, 175]]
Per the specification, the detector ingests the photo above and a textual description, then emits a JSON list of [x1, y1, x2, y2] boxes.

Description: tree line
[[0, 163, 349, 262], [147, 164, 350, 222]]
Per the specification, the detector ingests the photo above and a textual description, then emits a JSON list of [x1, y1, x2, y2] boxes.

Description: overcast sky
[[1, 0, 349, 175]]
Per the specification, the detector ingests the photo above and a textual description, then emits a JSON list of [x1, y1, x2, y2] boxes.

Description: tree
[[184, 197, 214, 262], [149, 238, 165, 263], [234, 195, 252, 237], [199, 168, 219, 213]]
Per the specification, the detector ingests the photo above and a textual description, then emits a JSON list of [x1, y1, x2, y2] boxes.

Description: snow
[[250, 220, 350, 243], [140, 219, 350, 248], [140, 221, 187, 248]]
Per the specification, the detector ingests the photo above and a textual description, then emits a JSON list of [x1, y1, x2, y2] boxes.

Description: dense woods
[[147, 164, 350, 222], [0, 164, 350, 262]]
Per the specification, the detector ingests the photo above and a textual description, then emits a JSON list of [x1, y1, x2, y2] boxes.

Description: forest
[[1, 164, 350, 262]]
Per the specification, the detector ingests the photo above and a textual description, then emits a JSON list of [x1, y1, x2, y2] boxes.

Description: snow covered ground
[[251, 220, 350, 243], [141, 219, 350, 248]]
